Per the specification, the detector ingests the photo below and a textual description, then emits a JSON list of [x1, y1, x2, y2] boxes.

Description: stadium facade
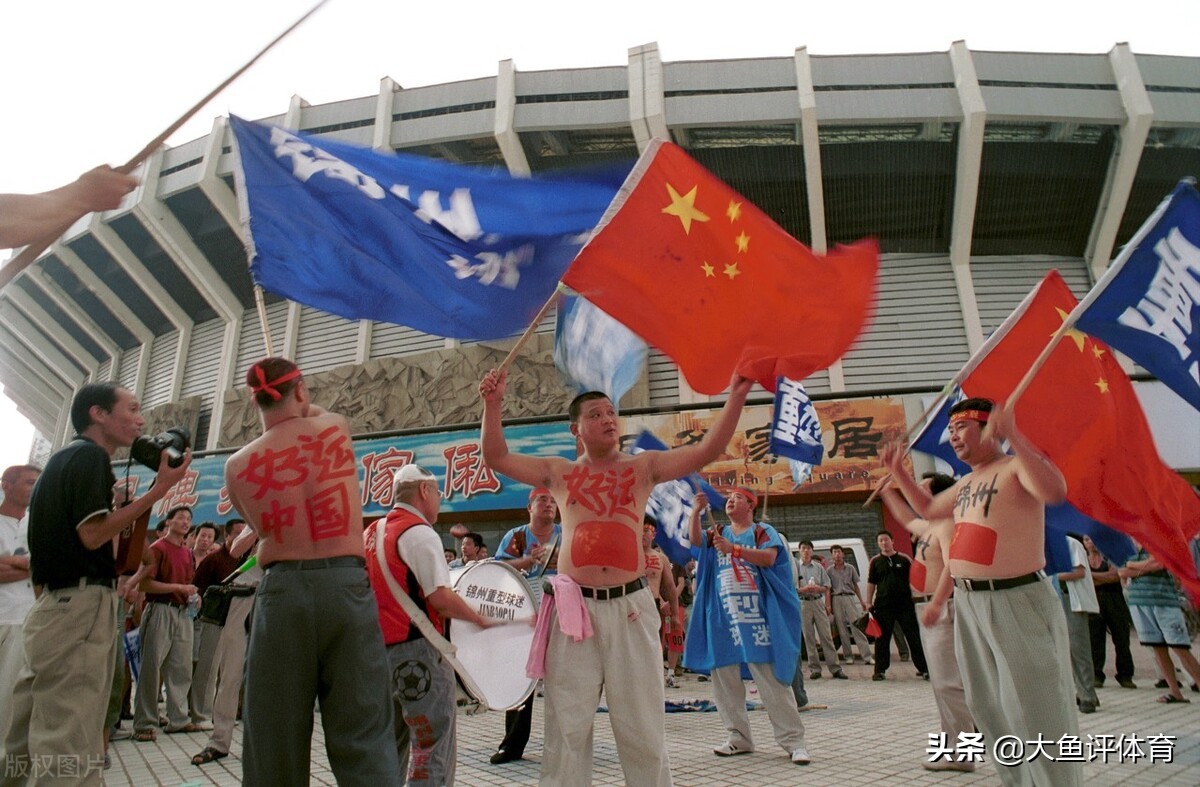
[[2, 42, 1198, 545]]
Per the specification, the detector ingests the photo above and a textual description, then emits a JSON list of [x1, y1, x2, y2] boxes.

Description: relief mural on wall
[[218, 333, 650, 449], [113, 396, 202, 464]]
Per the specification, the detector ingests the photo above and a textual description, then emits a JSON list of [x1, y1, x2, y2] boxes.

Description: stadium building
[[2, 42, 1198, 548]]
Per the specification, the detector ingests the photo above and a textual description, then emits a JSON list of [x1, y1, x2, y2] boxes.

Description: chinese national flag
[[961, 270, 1200, 599], [562, 139, 878, 395]]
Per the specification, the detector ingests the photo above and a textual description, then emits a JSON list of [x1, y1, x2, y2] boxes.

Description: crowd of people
[[0, 359, 1196, 786]]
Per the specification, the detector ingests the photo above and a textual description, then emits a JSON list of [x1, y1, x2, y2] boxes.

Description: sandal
[[1156, 694, 1190, 704], [191, 747, 228, 766], [132, 729, 157, 743], [166, 722, 206, 734]]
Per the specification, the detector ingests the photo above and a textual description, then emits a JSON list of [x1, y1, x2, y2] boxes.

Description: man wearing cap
[[480, 370, 751, 786], [365, 463, 492, 784], [686, 488, 810, 765], [884, 397, 1080, 787], [224, 357, 401, 786], [488, 487, 561, 765]]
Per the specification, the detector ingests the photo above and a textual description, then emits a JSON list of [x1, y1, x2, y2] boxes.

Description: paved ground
[[106, 646, 1199, 787]]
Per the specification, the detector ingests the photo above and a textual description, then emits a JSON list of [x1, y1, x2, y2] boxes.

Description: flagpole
[[254, 286, 275, 357], [496, 285, 565, 373], [0, 0, 331, 292], [862, 375, 961, 508]]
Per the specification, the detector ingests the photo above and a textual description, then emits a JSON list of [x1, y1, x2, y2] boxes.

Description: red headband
[[734, 487, 758, 508], [950, 409, 990, 425], [250, 364, 302, 401], [529, 487, 552, 502]]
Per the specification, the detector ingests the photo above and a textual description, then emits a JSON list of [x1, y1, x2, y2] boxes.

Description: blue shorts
[[1130, 604, 1191, 648]]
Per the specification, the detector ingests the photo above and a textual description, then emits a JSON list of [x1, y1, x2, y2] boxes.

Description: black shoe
[[1155, 679, 1169, 689], [872, 672, 886, 681], [1117, 679, 1137, 689], [490, 750, 523, 765], [918, 672, 930, 680]]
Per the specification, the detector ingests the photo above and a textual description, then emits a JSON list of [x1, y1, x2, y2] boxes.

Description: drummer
[[488, 487, 562, 765], [364, 463, 492, 785], [480, 368, 751, 786]]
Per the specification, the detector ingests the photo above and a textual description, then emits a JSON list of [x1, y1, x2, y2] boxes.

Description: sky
[[0, 0, 1195, 469]]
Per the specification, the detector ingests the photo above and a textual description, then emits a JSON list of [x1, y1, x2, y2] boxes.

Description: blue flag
[[1075, 179, 1200, 411], [912, 391, 1134, 566], [632, 431, 727, 567], [230, 116, 628, 339], [553, 295, 647, 402], [768, 377, 824, 465]]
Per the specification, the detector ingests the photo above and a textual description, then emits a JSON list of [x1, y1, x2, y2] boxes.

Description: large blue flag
[[553, 295, 647, 402], [632, 431, 727, 567], [911, 391, 1134, 568], [1075, 179, 1200, 411], [230, 116, 628, 339], [768, 377, 824, 465]]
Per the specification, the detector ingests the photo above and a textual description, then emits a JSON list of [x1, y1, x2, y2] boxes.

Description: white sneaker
[[790, 745, 811, 765], [923, 760, 975, 772], [665, 674, 677, 688], [713, 742, 753, 757]]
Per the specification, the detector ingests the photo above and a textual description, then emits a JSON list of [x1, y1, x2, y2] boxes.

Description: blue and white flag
[[1075, 179, 1200, 412], [768, 377, 824, 465], [911, 388, 970, 476], [788, 459, 815, 490], [553, 295, 647, 402], [912, 390, 1134, 566], [230, 116, 628, 339], [632, 431, 727, 567]]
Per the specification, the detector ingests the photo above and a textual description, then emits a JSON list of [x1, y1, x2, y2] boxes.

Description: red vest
[[365, 506, 444, 646]]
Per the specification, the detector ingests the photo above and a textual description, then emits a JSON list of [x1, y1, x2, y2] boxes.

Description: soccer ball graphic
[[393, 659, 432, 702]]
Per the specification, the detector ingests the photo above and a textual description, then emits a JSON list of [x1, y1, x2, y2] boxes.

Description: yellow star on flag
[[701, 261, 715, 277], [1054, 308, 1087, 352], [1092, 345, 1106, 360], [663, 183, 709, 234], [734, 231, 750, 254], [724, 263, 741, 280], [1095, 377, 1110, 394], [726, 200, 742, 222]]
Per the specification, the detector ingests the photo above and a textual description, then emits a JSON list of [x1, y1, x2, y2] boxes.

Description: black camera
[[130, 427, 191, 471]]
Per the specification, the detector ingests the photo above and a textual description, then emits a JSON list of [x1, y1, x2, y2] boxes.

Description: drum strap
[[373, 522, 490, 707]]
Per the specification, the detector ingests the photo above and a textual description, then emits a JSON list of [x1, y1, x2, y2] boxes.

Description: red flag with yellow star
[[562, 139, 878, 394], [960, 270, 1200, 598]]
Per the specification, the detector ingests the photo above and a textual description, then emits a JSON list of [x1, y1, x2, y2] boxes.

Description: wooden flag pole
[[0, 0, 331, 292], [254, 286, 275, 358], [496, 285, 564, 373]]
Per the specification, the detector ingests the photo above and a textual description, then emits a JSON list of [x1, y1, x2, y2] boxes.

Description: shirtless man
[[884, 397, 1080, 787], [223, 357, 400, 786], [880, 471, 974, 773], [480, 368, 750, 786], [641, 517, 681, 687]]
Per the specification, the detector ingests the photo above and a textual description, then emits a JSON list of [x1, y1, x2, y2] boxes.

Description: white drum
[[448, 560, 538, 711]]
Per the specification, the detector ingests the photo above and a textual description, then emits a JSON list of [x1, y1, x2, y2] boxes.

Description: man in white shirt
[[1057, 534, 1100, 714], [0, 465, 39, 747]]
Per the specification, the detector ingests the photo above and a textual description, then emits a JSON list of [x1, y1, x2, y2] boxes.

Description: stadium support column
[[1086, 44, 1153, 284], [794, 46, 844, 393], [947, 41, 986, 354]]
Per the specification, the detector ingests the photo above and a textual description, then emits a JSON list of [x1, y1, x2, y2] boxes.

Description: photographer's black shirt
[[28, 436, 117, 588]]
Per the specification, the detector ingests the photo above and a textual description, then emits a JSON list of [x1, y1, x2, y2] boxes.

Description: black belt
[[544, 577, 646, 601], [834, 592, 855, 596], [954, 571, 1046, 592], [912, 594, 934, 604], [44, 577, 116, 592], [263, 556, 366, 572]]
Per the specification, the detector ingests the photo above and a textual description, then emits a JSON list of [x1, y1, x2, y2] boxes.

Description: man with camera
[[2, 383, 190, 787], [223, 358, 400, 785]]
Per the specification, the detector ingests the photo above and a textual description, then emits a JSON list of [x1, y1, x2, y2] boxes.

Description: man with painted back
[[480, 368, 750, 786], [224, 357, 400, 786], [884, 397, 1080, 787]]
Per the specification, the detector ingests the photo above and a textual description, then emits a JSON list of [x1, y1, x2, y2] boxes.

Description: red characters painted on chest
[[562, 466, 636, 521]]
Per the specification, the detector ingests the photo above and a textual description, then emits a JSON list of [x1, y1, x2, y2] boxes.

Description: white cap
[[393, 463, 435, 484]]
